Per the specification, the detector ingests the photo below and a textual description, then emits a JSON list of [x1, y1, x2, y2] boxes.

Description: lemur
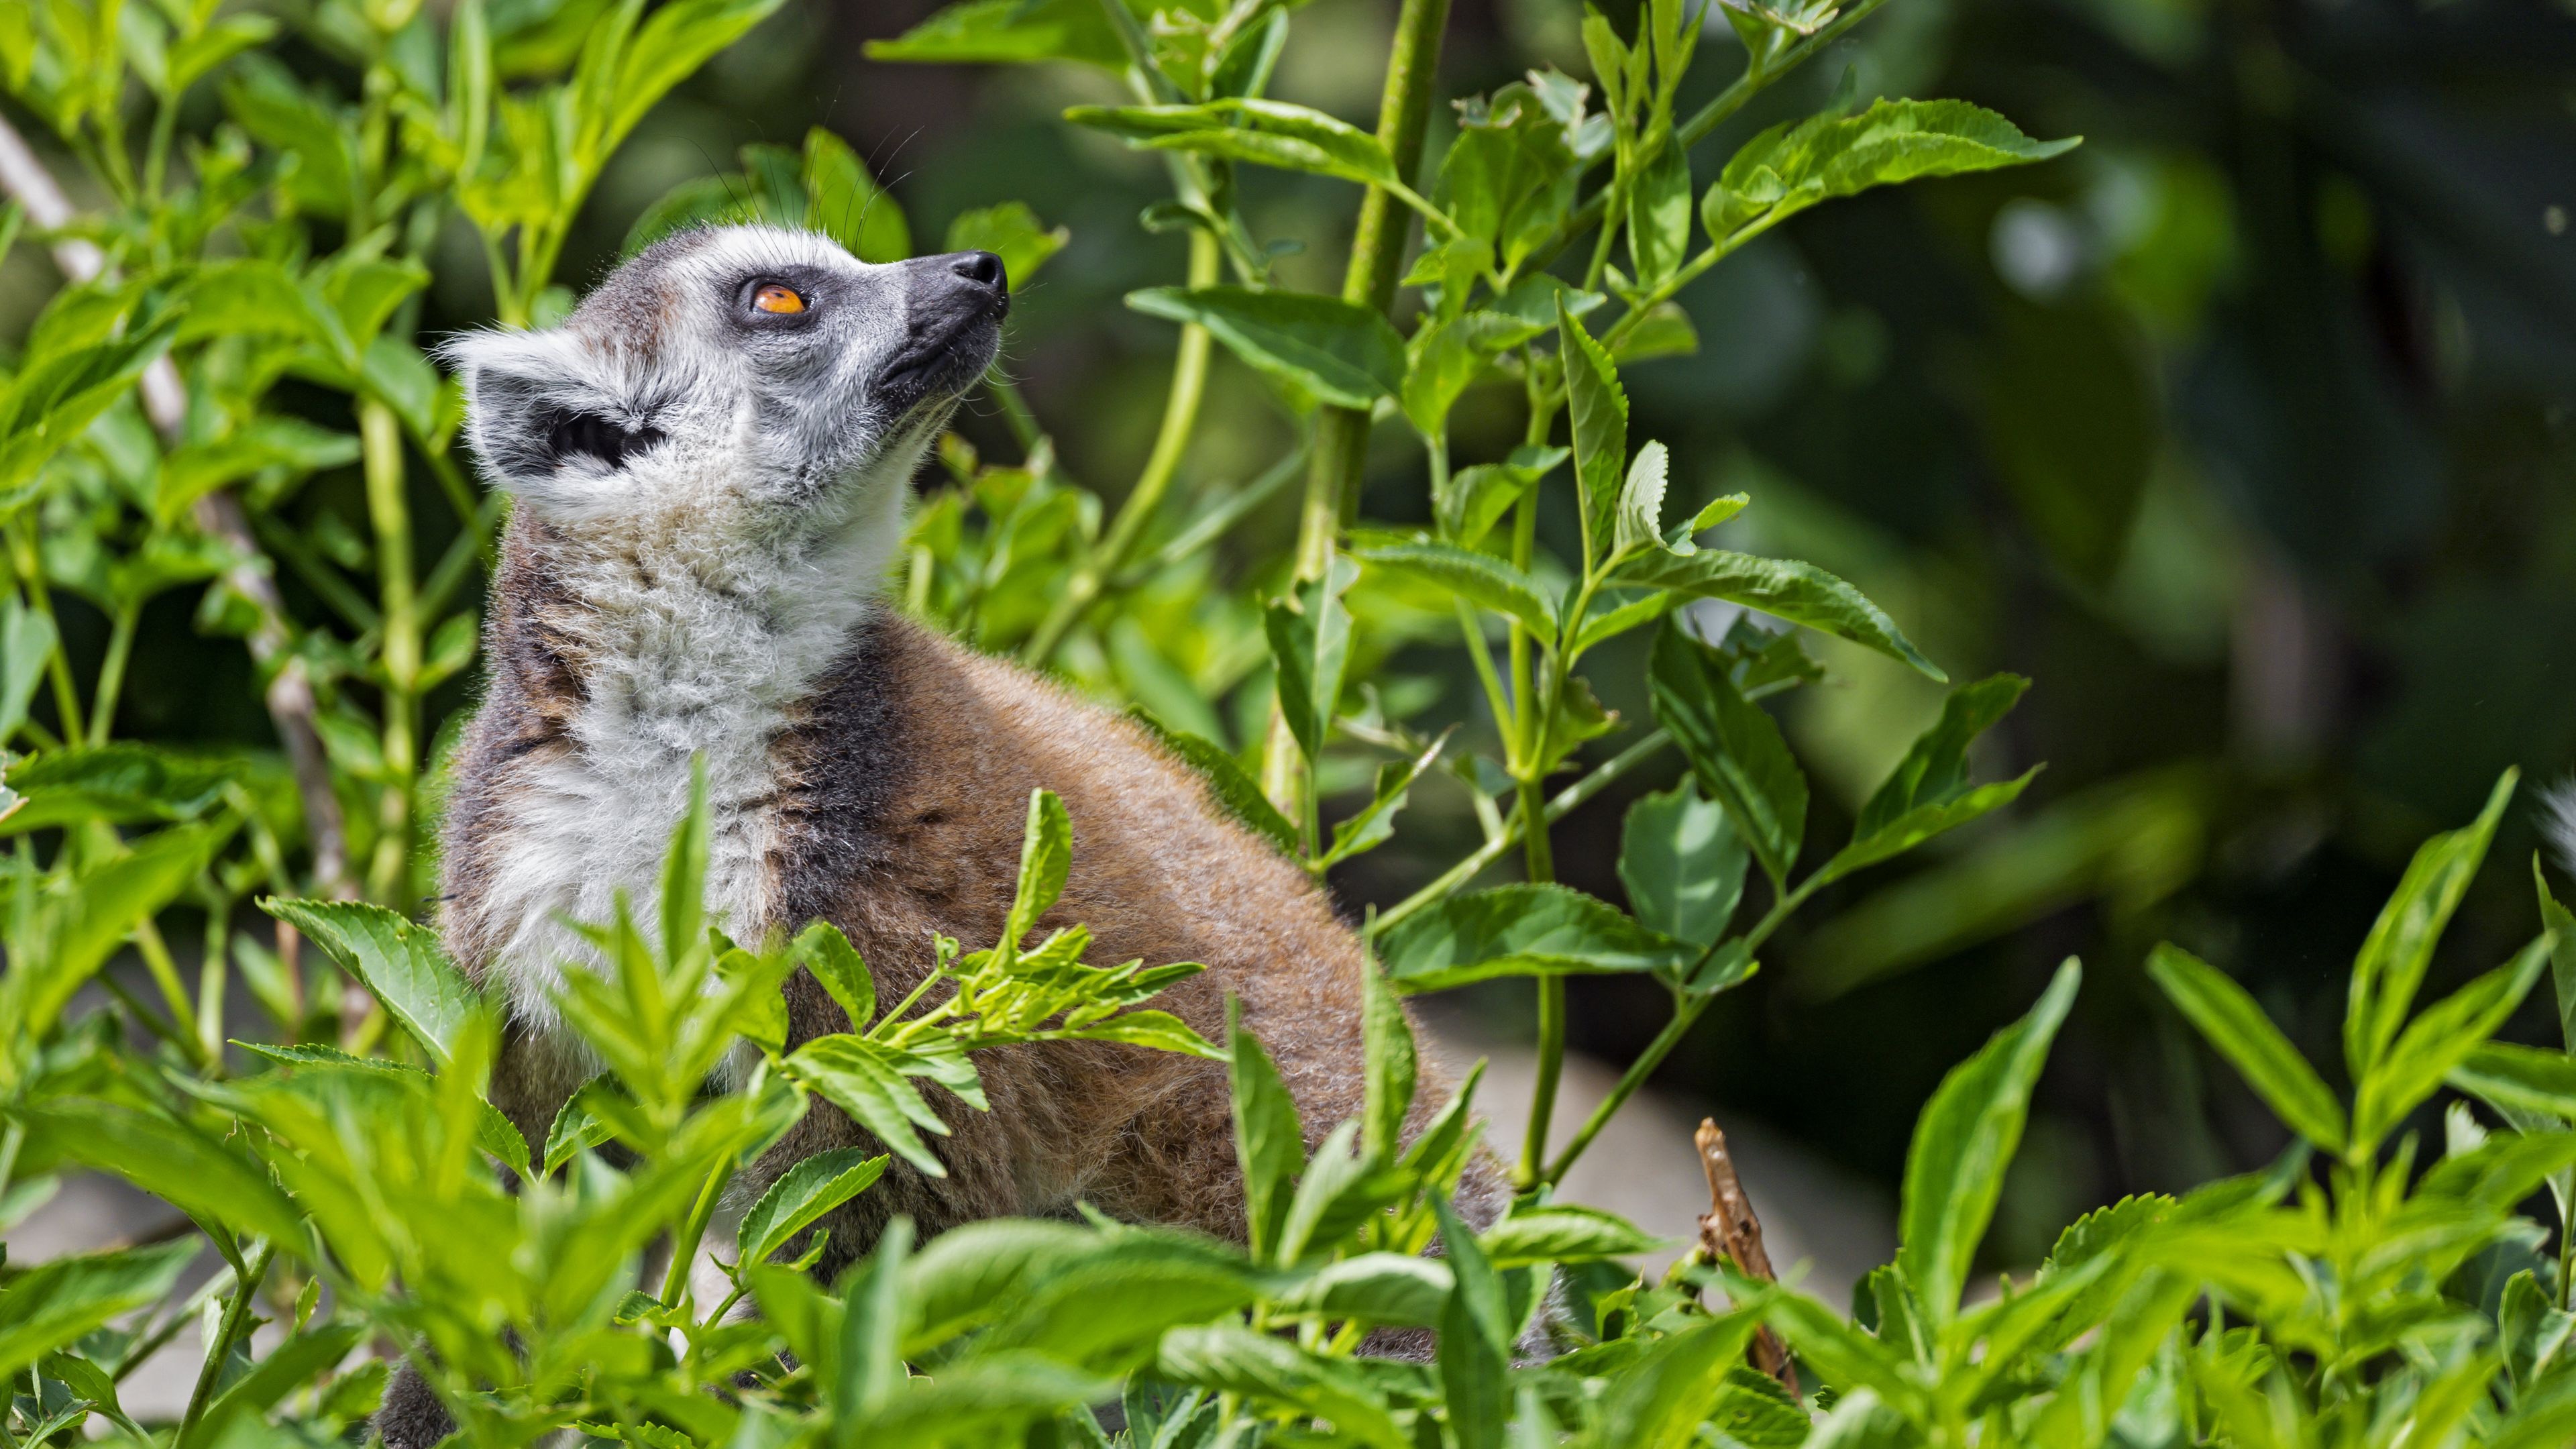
[[384, 227, 1498, 1440]]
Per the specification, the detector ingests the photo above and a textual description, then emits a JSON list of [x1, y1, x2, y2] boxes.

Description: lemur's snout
[[876, 250, 1009, 413]]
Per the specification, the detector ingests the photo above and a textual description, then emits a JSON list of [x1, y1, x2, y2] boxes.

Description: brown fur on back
[[443, 589, 1498, 1269]]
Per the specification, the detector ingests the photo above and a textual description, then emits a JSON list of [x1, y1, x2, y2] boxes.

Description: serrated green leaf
[[1648, 623, 1806, 888], [1128, 708, 1298, 856], [1615, 550, 1943, 680], [737, 1148, 887, 1267], [1130, 286, 1405, 409], [1357, 540, 1557, 638], [261, 897, 479, 1065], [1558, 296, 1628, 566], [1380, 883, 1697, 992]]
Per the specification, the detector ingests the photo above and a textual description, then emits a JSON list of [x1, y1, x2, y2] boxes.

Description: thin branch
[[1695, 1118, 1797, 1395], [0, 113, 353, 899]]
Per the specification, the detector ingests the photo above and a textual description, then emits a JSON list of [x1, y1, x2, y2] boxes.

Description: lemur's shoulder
[[775, 614, 1368, 1059]]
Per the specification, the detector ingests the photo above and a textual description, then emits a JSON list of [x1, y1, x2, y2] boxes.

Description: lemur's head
[[443, 225, 1006, 531]]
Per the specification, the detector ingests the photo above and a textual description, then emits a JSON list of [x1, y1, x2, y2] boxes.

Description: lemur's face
[[444, 225, 1008, 526]]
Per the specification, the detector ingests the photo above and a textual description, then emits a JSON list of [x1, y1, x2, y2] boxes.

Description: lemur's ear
[[439, 329, 665, 508]]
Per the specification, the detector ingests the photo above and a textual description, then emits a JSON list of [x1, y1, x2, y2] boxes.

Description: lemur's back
[[755, 607, 1389, 1247]]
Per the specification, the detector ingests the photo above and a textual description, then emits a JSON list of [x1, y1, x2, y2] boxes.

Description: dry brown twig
[[1697, 1116, 1800, 1396], [0, 113, 354, 900]]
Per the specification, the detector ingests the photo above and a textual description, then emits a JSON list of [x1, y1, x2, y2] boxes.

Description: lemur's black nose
[[952, 250, 1008, 292]]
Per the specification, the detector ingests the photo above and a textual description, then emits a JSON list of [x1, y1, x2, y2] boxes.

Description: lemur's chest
[[455, 532, 878, 1032]]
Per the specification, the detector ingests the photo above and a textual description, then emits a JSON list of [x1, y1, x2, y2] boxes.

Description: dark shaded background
[[92, 0, 2576, 1269]]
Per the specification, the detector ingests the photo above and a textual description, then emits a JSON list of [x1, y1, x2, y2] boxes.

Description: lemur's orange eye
[[752, 283, 805, 315]]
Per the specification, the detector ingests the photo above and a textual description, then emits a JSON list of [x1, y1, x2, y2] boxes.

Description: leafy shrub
[[7, 0, 2572, 1443]]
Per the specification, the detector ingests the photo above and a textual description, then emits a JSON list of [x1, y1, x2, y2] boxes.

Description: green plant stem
[[86, 600, 138, 745], [1370, 728, 1672, 936], [2561, 1201, 2573, 1311], [361, 399, 419, 909], [1518, 773, 1562, 1187], [1021, 226, 1219, 667], [1541, 873, 1822, 1185], [0, 1120, 21, 1210], [1263, 0, 1454, 816], [10, 523, 84, 743], [177, 1240, 275, 1445], [133, 916, 210, 1067], [661, 1162, 733, 1309]]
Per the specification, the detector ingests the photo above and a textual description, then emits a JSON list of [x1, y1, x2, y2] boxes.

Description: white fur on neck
[[474, 428, 922, 1038]]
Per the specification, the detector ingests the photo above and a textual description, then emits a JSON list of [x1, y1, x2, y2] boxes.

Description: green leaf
[[1127, 708, 1298, 856], [1128, 286, 1405, 410], [1896, 959, 2080, 1324], [661, 757, 710, 969], [1585, 1311, 1768, 1449], [1613, 439, 1670, 558], [598, 0, 788, 162], [1705, 99, 2079, 243], [1380, 883, 1698, 992], [1360, 951, 1417, 1165], [1614, 550, 1944, 680], [790, 921, 875, 1032], [1, 820, 225, 1040], [865, 0, 1124, 66], [2540, 857, 2576, 1055], [1821, 771, 2041, 885], [0, 596, 54, 743], [1270, 1253, 1452, 1328], [1438, 1197, 1511, 1449], [1051, 1009, 1226, 1059], [1479, 1203, 1666, 1267], [782, 1035, 954, 1177], [1648, 623, 1807, 888], [804, 127, 912, 264], [1004, 788, 1073, 953], [1858, 676, 2031, 839], [1618, 776, 1747, 949], [1, 745, 249, 835], [14, 1101, 305, 1252], [1229, 1000, 1303, 1263], [1067, 99, 1399, 190], [2451, 1041, 2576, 1121], [261, 898, 479, 1066], [0, 317, 180, 511], [2346, 769, 2515, 1083], [737, 1148, 887, 1267], [1156, 1324, 1407, 1449], [944, 201, 1067, 290], [1275, 1121, 1403, 1264], [1438, 445, 1564, 548], [1357, 540, 1557, 639], [1319, 732, 1450, 871], [2353, 935, 2550, 1154], [1625, 136, 1693, 288], [1557, 295, 1629, 565], [1264, 555, 1358, 766], [0, 1240, 199, 1382], [2147, 944, 2345, 1153], [833, 1217, 912, 1420]]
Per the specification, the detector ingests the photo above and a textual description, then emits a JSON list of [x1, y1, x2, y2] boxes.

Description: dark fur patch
[[542, 409, 666, 470], [767, 614, 913, 928]]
